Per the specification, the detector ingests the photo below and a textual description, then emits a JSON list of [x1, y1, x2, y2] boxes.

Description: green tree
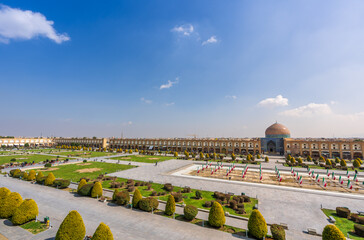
[[174, 152, 178, 157], [340, 159, 347, 167], [91, 182, 103, 198], [248, 209, 267, 239], [55, 210, 86, 240], [0, 192, 23, 218], [326, 159, 332, 166], [265, 156, 269, 162], [307, 156, 312, 162], [11, 199, 38, 225], [208, 201, 225, 228], [36, 172, 44, 183], [290, 157, 296, 164], [132, 188, 142, 208], [27, 170, 36, 181], [78, 179, 87, 193], [199, 152, 204, 160], [112, 189, 120, 201], [184, 205, 198, 221], [353, 159, 361, 168], [165, 195, 176, 216], [0, 187, 10, 199], [22, 172, 28, 180], [92, 222, 114, 240], [45, 172, 55, 186], [322, 224, 345, 240]]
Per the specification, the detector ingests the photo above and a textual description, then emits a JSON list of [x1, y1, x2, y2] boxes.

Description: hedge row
[[10, 169, 70, 189]]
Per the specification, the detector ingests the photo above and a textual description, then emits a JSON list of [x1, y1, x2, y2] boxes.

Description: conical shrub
[[27, 170, 36, 181], [11, 199, 38, 225], [322, 224, 345, 240], [0, 187, 10, 199], [132, 188, 142, 208], [77, 179, 87, 193], [0, 192, 23, 219], [165, 194, 175, 216], [22, 172, 28, 180], [55, 210, 86, 240], [36, 172, 44, 183], [248, 209, 267, 239], [112, 189, 120, 201], [208, 201, 225, 228], [91, 182, 103, 198], [45, 172, 56, 186], [91, 222, 114, 240]]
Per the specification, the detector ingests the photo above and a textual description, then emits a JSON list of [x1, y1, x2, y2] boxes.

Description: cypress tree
[[322, 225, 345, 240], [78, 179, 87, 193], [248, 209, 267, 239], [27, 170, 36, 181], [36, 172, 44, 183], [132, 188, 142, 208], [91, 182, 103, 198], [55, 210, 86, 240], [45, 172, 56, 186], [112, 189, 120, 201], [208, 201, 225, 228], [165, 194, 176, 216], [91, 222, 114, 240]]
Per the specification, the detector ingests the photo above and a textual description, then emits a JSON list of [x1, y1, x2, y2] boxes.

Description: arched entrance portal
[[267, 141, 276, 153]]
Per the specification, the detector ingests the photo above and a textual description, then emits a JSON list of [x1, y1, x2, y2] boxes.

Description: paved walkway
[[0, 177, 249, 240], [108, 159, 363, 238]]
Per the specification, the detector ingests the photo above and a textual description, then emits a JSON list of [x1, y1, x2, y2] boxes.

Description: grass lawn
[[109, 155, 175, 163], [101, 178, 257, 218], [20, 220, 48, 234], [34, 162, 135, 182], [54, 151, 118, 158], [322, 209, 363, 240], [0, 154, 65, 166]]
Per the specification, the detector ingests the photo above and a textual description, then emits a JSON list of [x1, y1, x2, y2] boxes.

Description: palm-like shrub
[[208, 201, 225, 228], [91, 222, 114, 240], [11, 199, 38, 225], [165, 195, 175, 216], [91, 182, 103, 198], [132, 188, 142, 208], [322, 224, 345, 240], [248, 209, 267, 239], [55, 210, 86, 240], [45, 172, 56, 186], [0, 192, 23, 218]]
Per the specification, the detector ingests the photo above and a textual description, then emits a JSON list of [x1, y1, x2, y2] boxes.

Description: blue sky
[[1, 0, 364, 138]]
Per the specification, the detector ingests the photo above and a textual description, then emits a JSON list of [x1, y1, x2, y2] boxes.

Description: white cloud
[[202, 36, 218, 45], [140, 97, 152, 104], [258, 95, 288, 107], [171, 24, 194, 36], [160, 78, 179, 90], [225, 95, 237, 100], [0, 5, 70, 44], [165, 102, 175, 106], [280, 103, 332, 117]]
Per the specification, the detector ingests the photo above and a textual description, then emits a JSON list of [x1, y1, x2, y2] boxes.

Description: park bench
[[99, 196, 106, 203], [328, 216, 336, 223], [307, 228, 317, 235]]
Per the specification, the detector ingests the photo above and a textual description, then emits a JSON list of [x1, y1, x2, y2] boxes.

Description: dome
[[265, 123, 290, 138]]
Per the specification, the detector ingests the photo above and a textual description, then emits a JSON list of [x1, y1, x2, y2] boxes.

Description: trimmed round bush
[[132, 188, 142, 208], [53, 179, 71, 189], [265, 156, 269, 162], [353, 159, 361, 168], [171, 192, 183, 202], [44, 163, 52, 168], [11, 199, 38, 225], [271, 224, 285, 240], [164, 183, 173, 192], [91, 222, 114, 240], [0, 192, 23, 219], [195, 190, 202, 199], [322, 224, 345, 240], [77, 179, 87, 192], [0, 187, 10, 199], [354, 224, 364, 237], [184, 205, 198, 221], [27, 170, 36, 181], [340, 159, 347, 167], [165, 195, 176, 216], [336, 207, 350, 218], [115, 191, 130, 205], [36, 172, 45, 184], [208, 201, 225, 228], [45, 172, 56, 186], [112, 189, 120, 201], [248, 209, 267, 239], [78, 183, 94, 196], [55, 210, 86, 240], [139, 197, 159, 212], [91, 182, 103, 198], [12, 169, 21, 178]]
